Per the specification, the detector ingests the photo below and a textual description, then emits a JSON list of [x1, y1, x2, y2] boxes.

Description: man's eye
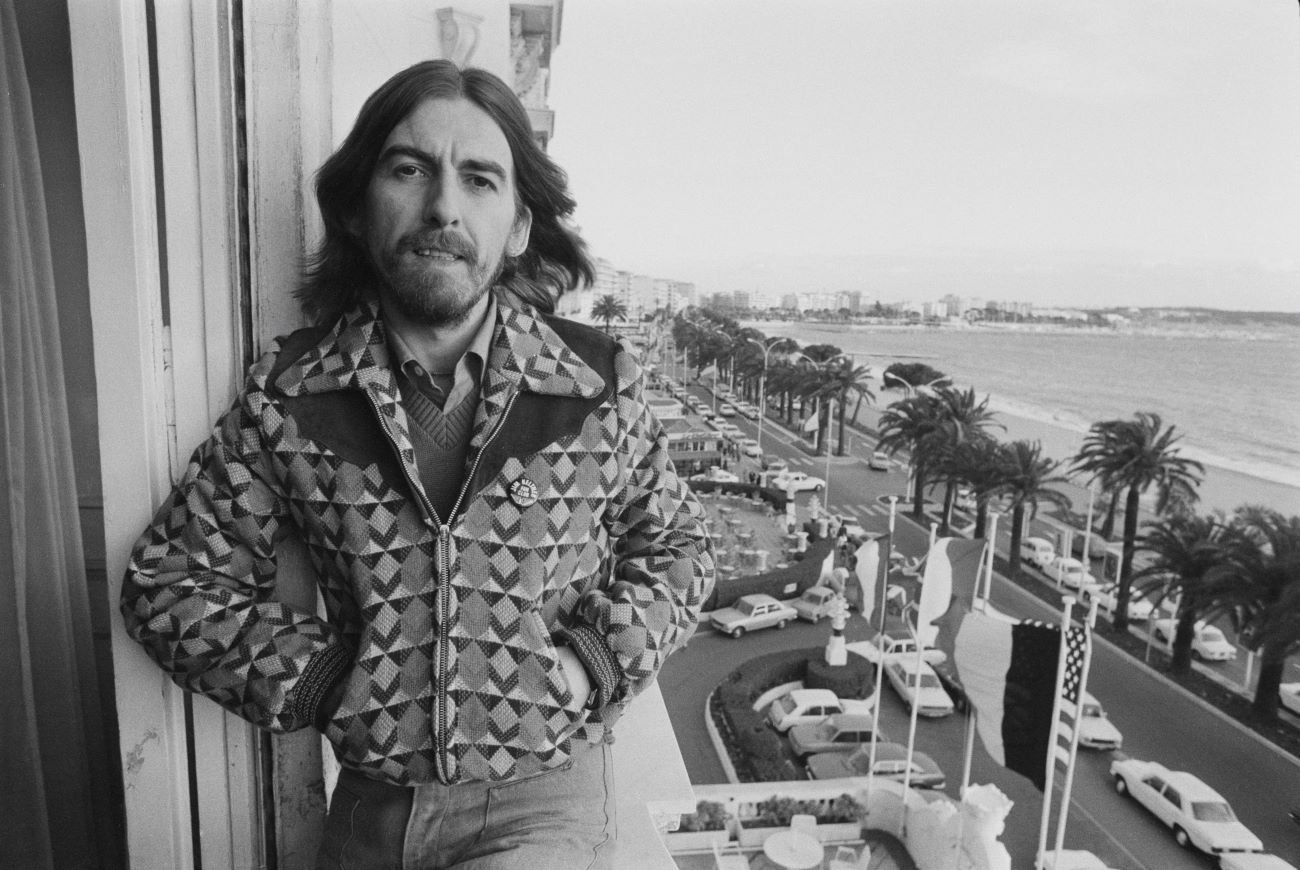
[[395, 164, 426, 178], [467, 175, 497, 192]]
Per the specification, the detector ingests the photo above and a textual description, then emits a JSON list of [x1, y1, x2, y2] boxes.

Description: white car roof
[[1162, 770, 1228, 801], [789, 688, 839, 704]]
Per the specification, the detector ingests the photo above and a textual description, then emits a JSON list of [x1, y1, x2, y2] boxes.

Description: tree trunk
[[1170, 607, 1197, 675], [1113, 485, 1141, 632], [836, 393, 849, 457], [911, 461, 927, 519], [1251, 649, 1287, 719], [1008, 504, 1026, 577], [1100, 489, 1120, 540]]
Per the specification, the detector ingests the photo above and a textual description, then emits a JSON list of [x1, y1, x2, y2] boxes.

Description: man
[[121, 60, 714, 870]]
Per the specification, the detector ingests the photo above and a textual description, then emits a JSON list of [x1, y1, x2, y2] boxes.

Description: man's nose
[[422, 175, 461, 226]]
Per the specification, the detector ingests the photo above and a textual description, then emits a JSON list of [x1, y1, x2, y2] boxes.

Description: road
[[662, 386, 1300, 867]]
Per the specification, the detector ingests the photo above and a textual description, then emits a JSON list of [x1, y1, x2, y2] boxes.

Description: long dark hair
[[298, 60, 593, 322]]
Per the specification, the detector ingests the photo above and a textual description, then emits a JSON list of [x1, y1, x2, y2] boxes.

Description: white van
[[1020, 536, 1055, 570]]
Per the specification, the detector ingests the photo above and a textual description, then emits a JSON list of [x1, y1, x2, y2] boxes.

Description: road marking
[[1052, 782, 1151, 870]]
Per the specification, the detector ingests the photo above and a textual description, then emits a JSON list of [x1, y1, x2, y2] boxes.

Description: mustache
[[399, 230, 476, 260]]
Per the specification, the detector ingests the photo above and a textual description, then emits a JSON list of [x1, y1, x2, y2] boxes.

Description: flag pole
[[1050, 598, 1098, 866], [955, 533, 991, 870], [1035, 595, 1077, 869], [824, 398, 834, 507], [901, 602, 925, 837], [882, 497, 898, 634], [868, 499, 898, 804], [959, 529, 994, 798]]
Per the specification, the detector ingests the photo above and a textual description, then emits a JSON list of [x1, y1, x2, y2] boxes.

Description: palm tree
[[820, 358, 876, 457], [936, 434, 1008, 538], [1205, 507, 1300, 718], [877, 393, 947, 519], [1072, 412, 1205, 631], [928, 387, 1002, 526], [591, 294, 627, 334], [998, 440, 1072, 577], [1132, 511, 1239, 676]]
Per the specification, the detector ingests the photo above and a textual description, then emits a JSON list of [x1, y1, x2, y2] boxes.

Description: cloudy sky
[[547, 1, 1300, 311]]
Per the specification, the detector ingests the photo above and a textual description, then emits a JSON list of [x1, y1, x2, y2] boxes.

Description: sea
[[741, 321, 1300, 513]]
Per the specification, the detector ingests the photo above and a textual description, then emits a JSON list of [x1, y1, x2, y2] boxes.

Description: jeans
[[316, 740, 617, 870]]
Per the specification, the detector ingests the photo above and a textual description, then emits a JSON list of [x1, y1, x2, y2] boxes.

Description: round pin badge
[[508, 477, 539, 507]]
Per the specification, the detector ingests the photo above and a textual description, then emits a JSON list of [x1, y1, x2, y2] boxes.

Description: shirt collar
[[386, 295, 498, 378]]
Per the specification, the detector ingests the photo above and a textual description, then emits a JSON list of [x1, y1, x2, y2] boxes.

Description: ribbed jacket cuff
[[293, 643, 352, 730], [558, 624, 623, 709]]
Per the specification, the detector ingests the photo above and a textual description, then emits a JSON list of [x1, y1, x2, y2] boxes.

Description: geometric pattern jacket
[[121, 299, 715, 786]]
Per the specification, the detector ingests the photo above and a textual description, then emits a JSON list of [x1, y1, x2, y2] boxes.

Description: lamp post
[[745, 337, 786, 456]]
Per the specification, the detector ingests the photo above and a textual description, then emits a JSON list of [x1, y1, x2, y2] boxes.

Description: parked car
[[1219, 853, 1300, 870], [1081, 583, 1155, 621], [1049, 556, 1098, 590], [1152, 619, 1238, 662], [771, 470, 826, 493], [690, 467, 739, 484], [718, 402, 737, 417], [1109, 757, 1263, 854], [954, 487, 975, 512], [855, 633, 946, 666], [1279, 682, 1300, 715], [829, 513, 869, 544], [883, 657, 955, 717], [1020, 536, 1056, 570], [738, 438, 761, 458], [792, 586, 842, 623], [766, 688, 845, 732], [1077, 693, 1124, 751], [710, 593, 797, 639], [716, 423, 743, 441], [868, 451, 891, 471], [806, 743, 946, 789], [737, 403, 761, 420], [788, 714, 885, 759]]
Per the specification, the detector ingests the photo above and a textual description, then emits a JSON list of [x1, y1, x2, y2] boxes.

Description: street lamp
[[745, 336, 789, 456], [882, 371, 951, 398]]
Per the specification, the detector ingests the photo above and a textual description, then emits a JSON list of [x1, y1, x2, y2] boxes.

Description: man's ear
[[507, 206, 533, 257]]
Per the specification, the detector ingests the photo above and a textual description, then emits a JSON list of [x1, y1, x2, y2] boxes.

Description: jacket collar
[[273, 298, 606, 401]]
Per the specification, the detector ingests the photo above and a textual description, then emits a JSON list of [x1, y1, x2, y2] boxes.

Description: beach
[[848, 396, 1300, 520], [741, 319, 1300, 520]]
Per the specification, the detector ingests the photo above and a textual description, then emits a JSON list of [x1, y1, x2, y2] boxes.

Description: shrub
[[679, 799, 730, 832]]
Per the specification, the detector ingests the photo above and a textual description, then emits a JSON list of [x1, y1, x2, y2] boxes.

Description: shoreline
[[849, 401, 1300, 519]]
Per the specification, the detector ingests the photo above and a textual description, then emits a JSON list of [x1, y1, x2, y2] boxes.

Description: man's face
[[359, 97, 531, 326]]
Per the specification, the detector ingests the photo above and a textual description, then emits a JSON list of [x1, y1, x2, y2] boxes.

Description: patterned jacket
[[122, 300, 714, 786]]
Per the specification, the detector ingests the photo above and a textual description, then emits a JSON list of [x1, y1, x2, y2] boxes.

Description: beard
[[374, 229, 505, 328]]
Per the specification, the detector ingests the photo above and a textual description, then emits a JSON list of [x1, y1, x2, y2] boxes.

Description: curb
[[703, 693, 741, 784]]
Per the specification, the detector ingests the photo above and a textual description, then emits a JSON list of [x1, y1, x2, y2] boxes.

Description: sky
[[546, 1, 1300, 311]]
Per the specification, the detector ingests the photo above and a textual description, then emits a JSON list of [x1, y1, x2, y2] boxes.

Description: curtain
[[1, 0, 109, 865]]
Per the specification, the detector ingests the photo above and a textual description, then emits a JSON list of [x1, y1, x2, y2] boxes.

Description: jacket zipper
[[434, 388, 521, 781], [365, 387, 522, 783]]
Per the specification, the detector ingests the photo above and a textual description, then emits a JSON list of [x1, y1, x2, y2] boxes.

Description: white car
[[1279, 682, 1300, 716], [852, 633, 946, 666], [1109, 757, 1263, 854], [1152, 619, 1238, 662], [1081, 583, 1154, 621], [738, 438, 761, 458], [1049, 556, 1098, 590], [829, 513, 868, 544], [737, 403, 760, 420], [710, 593, 797, 639], [868, 451, 891, 471], [718, 402, 737, 417], [1219, 853, 1300, 870], [690, 467, 739, 484], [766, 688, 845, 732], [1077, 693, 1123, 751], [1020, 536, 1056, 570], [771, 470, 825, 493], [883, 657, 955, 717]]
